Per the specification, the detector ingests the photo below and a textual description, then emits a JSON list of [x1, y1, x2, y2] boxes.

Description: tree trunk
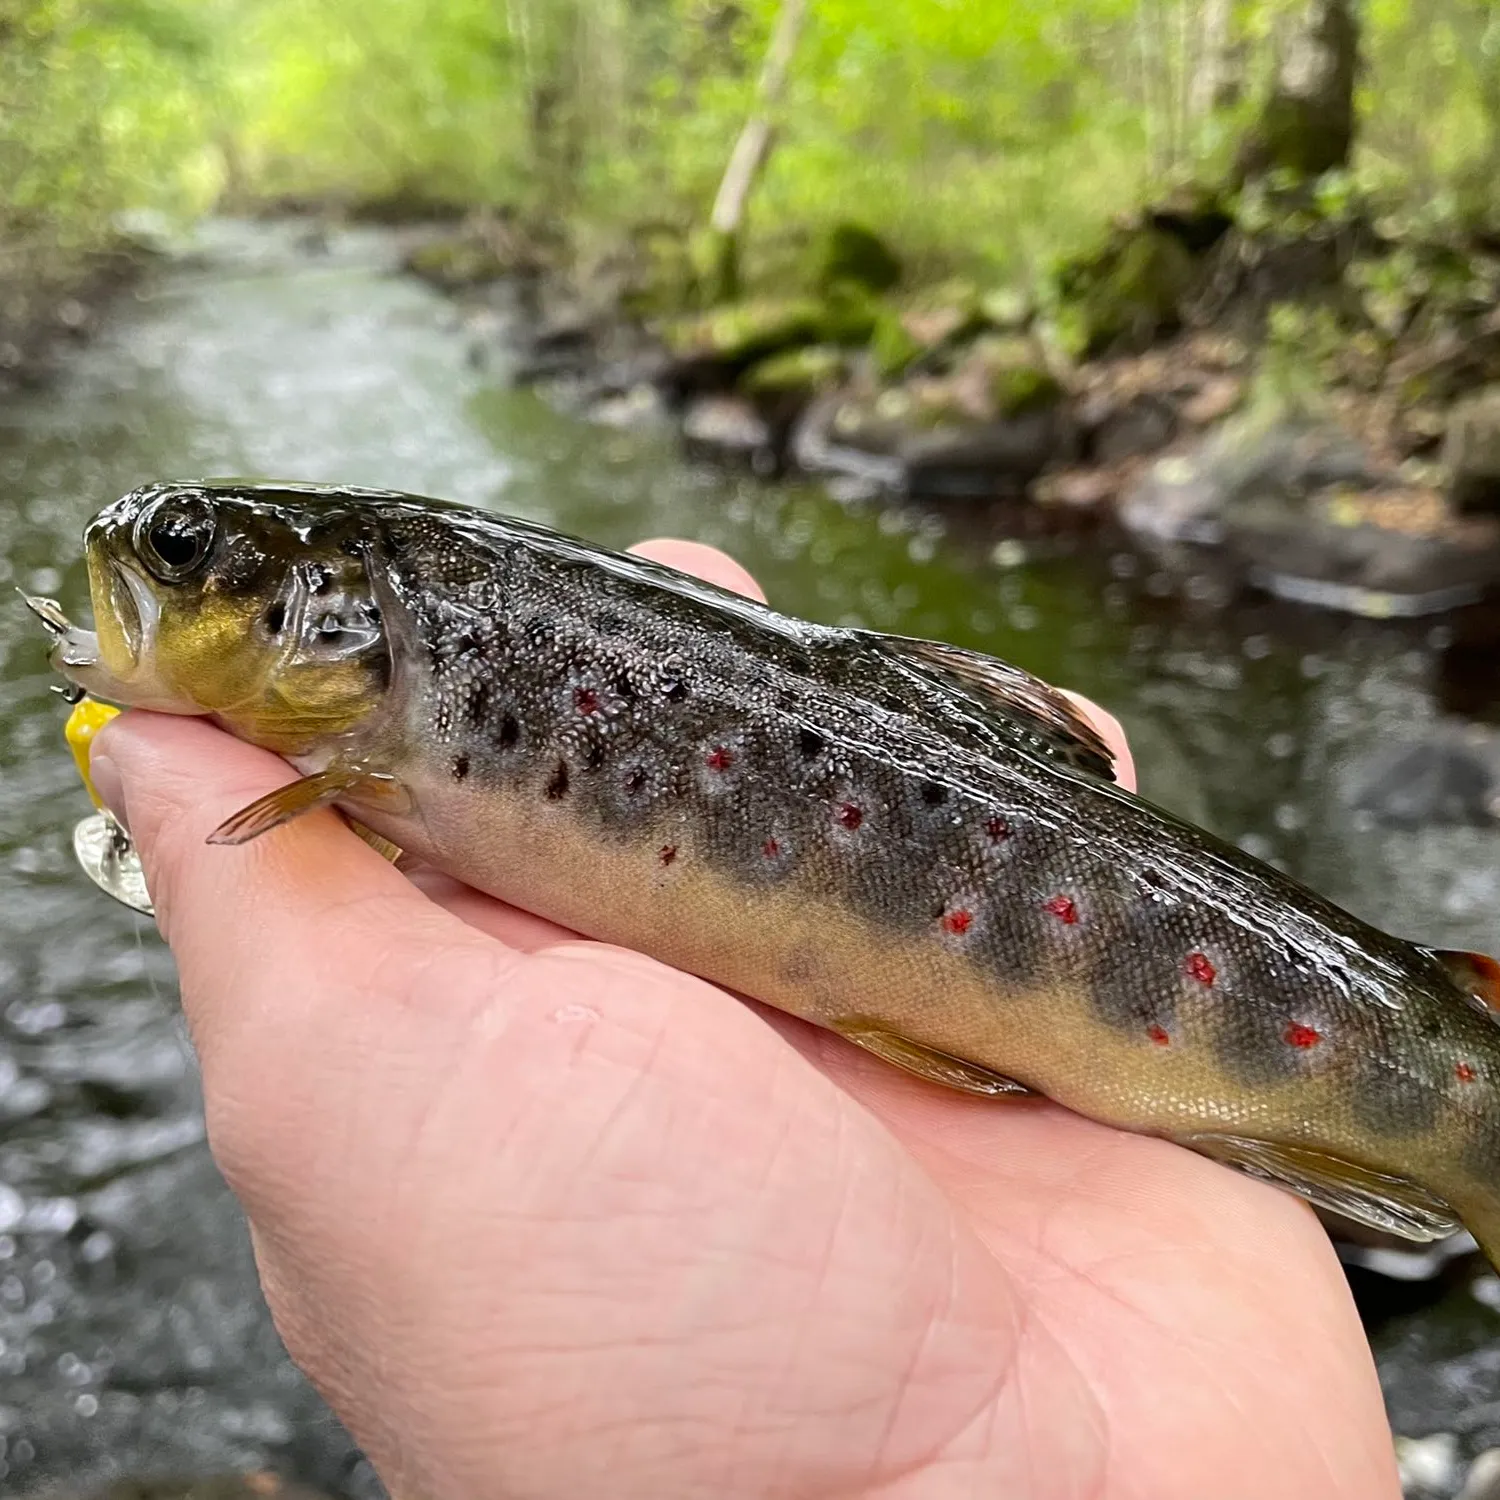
[[1235, 0, 1360, 185], [1190, 0, 1236, 120], [705, 0, 808, 302]]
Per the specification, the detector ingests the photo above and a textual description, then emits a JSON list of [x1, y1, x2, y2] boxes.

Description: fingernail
[[89, 739, 129, 834]]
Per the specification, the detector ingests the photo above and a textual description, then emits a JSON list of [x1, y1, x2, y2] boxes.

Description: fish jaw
[[25, 591, 207, 715]]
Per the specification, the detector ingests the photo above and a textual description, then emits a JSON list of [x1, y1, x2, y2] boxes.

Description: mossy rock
[[619, 233, 699, 319], [812, 222, 903, 295], [741, 344, 847, 397], [980, 285, 1034, 331], [963, 335, 1065, 419], [871, 310, 924, 380], [665, 297, 832, 363], [900, 279, 986, 346], [1062, 227, 1199, 356], [404, 235, 514, 292]]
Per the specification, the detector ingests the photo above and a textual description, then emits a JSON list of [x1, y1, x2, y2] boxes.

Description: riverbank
[[394, 182, 1500, 619], [0, 239, 155, 397]]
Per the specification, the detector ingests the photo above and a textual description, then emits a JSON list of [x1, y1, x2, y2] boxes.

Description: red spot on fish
[[1185, 952, 1216, 986], [705, 746, 734, 773], [838, 803, 864, 831], [658, 845, 678, 866], [985, 816, 1011, 840], [1284, 1022, 1321, 1049], [1457, 1061, 1478, 1084], [1043, 895, 1078, 925], [574, 687, 600, 715], [1147, 1024, 1171, 1047], [941, 908, 973, 936], [762, 836, 781, 858]]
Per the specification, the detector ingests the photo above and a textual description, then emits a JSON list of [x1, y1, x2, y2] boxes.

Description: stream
[[3, 219, 1500, 1496]]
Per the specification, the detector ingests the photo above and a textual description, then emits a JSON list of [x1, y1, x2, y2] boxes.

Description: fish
[[39, 478, 1500, 1268]]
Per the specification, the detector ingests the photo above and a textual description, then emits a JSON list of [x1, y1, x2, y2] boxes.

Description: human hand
[[89, 539, 1400, 1500]]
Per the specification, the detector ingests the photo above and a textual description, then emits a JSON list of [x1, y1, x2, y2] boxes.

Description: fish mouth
[[23, 594, 102, 682], [24, 558, 171, 708]]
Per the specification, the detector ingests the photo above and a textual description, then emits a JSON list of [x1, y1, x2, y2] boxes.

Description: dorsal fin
[[873, 634, 1118, 781], [1426, 947, 1500, 1016]]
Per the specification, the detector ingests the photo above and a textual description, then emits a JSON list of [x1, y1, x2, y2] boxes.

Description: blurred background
[[6, 2, 1500, 1497]]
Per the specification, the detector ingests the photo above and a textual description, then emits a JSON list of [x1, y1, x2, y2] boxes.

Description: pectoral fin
[[831, 1019, 1034, 1097], [208, 767, 409, 846], [1180, 1133, 1461, 1242]]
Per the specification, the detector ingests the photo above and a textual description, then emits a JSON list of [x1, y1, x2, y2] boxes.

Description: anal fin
[[831, 1019, 1034, 1098], [209, 767, 409, 846], [1180, 1133, 1461, 1243]]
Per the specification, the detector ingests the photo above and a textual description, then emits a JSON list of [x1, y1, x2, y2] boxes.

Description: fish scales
[[43, 481, 1500, 1266]]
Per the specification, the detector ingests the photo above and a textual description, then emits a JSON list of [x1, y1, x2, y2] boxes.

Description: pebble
[[1397, 1432, 1460, 1495], [1460, 1449, 1500, 1500]]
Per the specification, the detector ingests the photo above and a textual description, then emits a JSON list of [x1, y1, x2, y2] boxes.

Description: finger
[[1061, 689, 1136, 792], [87, 712, 519, 1076], [629, 538, 768, 602]]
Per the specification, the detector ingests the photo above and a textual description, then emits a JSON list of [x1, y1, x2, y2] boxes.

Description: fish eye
[[133, 494, 218, 583]]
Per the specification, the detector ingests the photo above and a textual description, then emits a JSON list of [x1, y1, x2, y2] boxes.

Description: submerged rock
[[681, 394, 780, 476], [1459, 1448, 1500, 1500], [794, 382, 1068, 500], [1350, 736, 1498, 828]]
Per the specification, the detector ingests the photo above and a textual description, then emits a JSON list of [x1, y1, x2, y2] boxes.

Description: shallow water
[[2, 219, 1499, 1494]]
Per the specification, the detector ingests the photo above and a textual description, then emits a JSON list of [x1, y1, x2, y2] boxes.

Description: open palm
[[91, 540, 1400, 1500]]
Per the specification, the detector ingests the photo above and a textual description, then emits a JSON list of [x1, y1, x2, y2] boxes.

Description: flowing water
[[2, 220, 1500, 1496]]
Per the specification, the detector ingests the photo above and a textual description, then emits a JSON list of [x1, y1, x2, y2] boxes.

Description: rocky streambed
[[414, 186, 1500, 623]]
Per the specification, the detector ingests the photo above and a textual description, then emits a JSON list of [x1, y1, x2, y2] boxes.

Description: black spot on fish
[[465, 683, 490, 731], [583, 741, 607, 772], [264, 601, 286, 635], [798, 728, 825, 759], [614, 671, 638, 704], [452, 753, 470, 782], [882, 695, 911, 716], [664, 678, 689, 703], [919, 780, 947, 807], [782, 649, 814, 676], [623, 766, 647, 794], [457, 632, 482, 657], [1087, 900, 1192, 1037], [596, 611, 624, 636], [545, 760, 570, 801], [497, 712, 520, 749]]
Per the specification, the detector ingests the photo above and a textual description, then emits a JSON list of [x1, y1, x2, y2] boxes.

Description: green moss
[[665, 291, 875, 364], [740, 344, 847, 395], [1062, 226, 1199, 355], [403, 235, 515, 290], [812, 222, 903, 295], [871, 310, 924, 379], [968, 335, 1063, 416]]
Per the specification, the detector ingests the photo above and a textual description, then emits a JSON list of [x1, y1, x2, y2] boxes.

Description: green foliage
[[17, 0, 1500, 331]]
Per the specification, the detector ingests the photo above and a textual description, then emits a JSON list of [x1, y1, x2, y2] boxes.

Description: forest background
[[1, 0, 1492, 327]]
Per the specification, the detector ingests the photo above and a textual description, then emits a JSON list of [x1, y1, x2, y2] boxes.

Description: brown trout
[[41, 480, 1500, 1266]]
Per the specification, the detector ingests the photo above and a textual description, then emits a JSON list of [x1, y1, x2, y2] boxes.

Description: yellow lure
[[64, 697, 120, 809]]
